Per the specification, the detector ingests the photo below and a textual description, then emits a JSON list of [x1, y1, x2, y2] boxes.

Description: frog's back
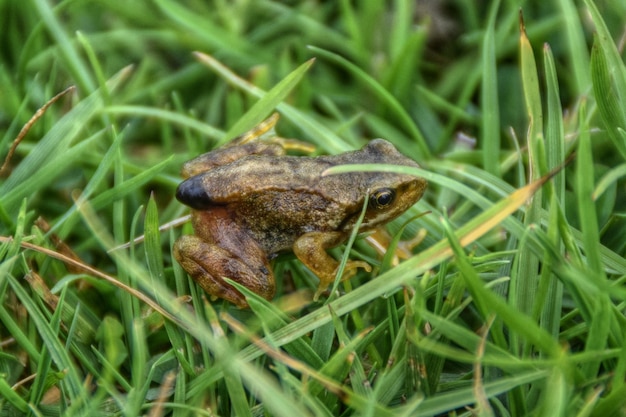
[[176, 154, 365, 210]]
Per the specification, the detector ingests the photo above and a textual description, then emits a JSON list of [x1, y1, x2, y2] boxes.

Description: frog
[[173, 114, 427, 307]]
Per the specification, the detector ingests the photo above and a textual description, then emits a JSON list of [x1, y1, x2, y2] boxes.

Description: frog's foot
[[173, 235, 274, 308], [313, 260, 372, 301], [338, 260, 372, 279], [294, 231, 375, 301]]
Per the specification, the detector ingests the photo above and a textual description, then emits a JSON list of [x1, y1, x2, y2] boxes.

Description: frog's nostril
[[176, 177, 213, 210]]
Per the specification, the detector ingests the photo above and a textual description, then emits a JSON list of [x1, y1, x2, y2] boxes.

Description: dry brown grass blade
[[35, 217, 89, 276], [0, 86, 76, 176], [107, 214, 191, 253], [0, 236, 181, 326]]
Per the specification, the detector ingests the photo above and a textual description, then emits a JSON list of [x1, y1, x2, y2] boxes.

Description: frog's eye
[[369, 188, 396, 209]]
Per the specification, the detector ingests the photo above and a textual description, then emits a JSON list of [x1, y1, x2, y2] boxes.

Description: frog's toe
[[340, 260, 372, 279], [313, 260, 373, 301]]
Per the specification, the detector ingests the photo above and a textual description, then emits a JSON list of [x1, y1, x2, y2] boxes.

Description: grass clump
[[1, 1, 626, 416]]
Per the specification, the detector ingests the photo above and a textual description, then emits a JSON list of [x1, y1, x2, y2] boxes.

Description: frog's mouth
[[176, 176, 213, 210]]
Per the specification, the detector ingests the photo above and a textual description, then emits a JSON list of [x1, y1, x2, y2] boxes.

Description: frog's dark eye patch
[[176, 176, 213, 210], [369, 188, 395, 209]]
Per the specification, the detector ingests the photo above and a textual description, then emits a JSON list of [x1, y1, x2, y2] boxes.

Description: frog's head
[[342, 139, 427, 231], [359, 172, 426, 230]]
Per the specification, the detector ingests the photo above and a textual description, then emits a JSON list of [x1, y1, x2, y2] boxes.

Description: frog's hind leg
[[173, 235, 275, 308]]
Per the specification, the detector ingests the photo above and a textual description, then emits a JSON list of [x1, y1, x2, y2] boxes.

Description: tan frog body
[[173, 114, 427, 307]]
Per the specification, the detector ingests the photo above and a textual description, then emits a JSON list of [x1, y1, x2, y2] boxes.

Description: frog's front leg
[[173, 235, 274, 308], [293, 232, 372, 300]]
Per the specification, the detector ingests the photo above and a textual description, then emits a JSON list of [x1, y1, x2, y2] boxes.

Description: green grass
[[1, 1, 626, 416]]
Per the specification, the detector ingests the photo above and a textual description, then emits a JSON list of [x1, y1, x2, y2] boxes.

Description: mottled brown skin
[[174, 118, 427, 307]]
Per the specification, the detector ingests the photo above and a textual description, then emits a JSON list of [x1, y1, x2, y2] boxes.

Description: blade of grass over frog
[[379, 213, 428, 274], [328, 191, 369, 302], [104, 105, 224, 140], [205, 56, 315, 142], [307, 45, 430, 160], [193, 52, 351, 153], [480, 0, 501, 177]]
